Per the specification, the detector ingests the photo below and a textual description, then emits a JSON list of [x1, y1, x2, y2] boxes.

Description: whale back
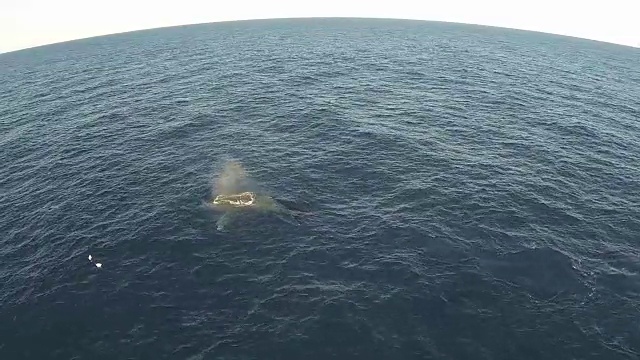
[[212, 192, 256, 207]]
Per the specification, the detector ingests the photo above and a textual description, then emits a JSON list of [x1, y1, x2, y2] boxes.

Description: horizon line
[[1, 16, 638, 55]]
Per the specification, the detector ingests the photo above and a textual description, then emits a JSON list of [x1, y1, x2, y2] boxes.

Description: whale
[[209, 191, 310, 231]]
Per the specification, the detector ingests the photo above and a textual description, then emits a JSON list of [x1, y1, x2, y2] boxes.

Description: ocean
[[0, 18, 639, 359]]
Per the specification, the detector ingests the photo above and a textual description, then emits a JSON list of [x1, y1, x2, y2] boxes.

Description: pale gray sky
[[1, 0, 638, 53]]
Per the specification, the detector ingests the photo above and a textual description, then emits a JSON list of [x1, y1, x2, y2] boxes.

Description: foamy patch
[[88, 254, 103, 269]]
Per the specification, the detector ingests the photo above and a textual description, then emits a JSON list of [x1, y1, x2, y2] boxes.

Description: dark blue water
[[1, 18, 639, 359]]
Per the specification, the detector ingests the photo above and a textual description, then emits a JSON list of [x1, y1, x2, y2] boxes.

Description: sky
[[1, 0, 639, 53]]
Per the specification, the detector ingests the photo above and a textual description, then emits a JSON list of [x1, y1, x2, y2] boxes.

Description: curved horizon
[[2, 17, 639, 56], [1, 0, 639, 54]]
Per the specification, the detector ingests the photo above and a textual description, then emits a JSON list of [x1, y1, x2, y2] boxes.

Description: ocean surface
[[1, 18, 639, 359]]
